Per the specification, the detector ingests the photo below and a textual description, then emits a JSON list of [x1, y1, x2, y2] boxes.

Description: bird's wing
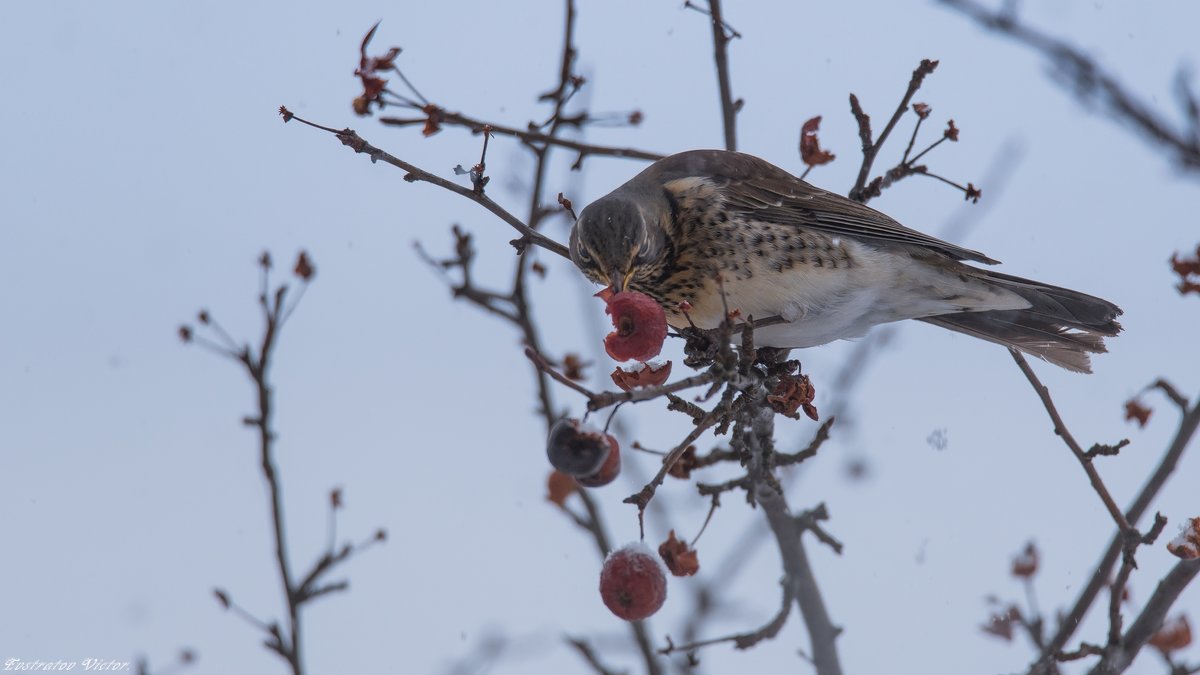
[[659, 150, 999, 264]]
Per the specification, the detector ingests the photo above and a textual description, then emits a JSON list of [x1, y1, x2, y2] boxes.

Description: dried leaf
[[611, 360, 672, 391], [1148, 614, 1192, 653], [799, 116, 836, 167], [1167, 517, 1200, 560], [546, 470, 578, 507], [1124, 399, 1153, 428], [658, 530, 700, 577]]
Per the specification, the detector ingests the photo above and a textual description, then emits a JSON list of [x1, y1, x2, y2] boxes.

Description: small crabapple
[[599, 543, 667, 621]]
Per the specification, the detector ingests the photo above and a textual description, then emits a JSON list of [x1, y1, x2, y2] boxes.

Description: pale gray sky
[[1, 1, 1197, 674]]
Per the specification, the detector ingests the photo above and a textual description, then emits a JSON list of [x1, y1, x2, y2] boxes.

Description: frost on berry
[[599, 543, 667, 621], [576, 435, 621, 488], [603, 291, 668, 362], [546, 419, 611, 477], [1167, 517, 1200, 560], [610, 360, 672, 391], [658, 530, 700, 577]]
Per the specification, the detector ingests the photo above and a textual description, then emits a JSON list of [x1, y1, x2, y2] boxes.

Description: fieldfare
[[569, 150, 1121, 372]]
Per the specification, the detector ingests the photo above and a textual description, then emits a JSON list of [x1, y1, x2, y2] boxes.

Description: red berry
[[546, 419, 610, 477], [603, 291, 668, 362], [576, 435, 621, 488], [599, 543, 667, 621]]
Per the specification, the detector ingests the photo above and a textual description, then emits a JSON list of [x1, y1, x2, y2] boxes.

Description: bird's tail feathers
[[921, 270, 1122, 373]]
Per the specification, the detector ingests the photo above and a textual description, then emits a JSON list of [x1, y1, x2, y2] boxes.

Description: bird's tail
[[918, 269, 1123, 373]]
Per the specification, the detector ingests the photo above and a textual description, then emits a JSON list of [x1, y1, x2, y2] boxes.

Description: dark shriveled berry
[[576, 435, 621, 488], [546, 418, 611, 477]]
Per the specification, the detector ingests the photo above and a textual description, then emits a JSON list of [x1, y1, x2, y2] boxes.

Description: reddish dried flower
[[1167, 517, 1200, 560], [421, 103, 443, 137], [546, 470, 578, 507], [965, 183, 982, 204], [981, 606, 1022, 641], [628, 110, 645, 126], [259, 252, 272, 269], [768, 373, 818, 421], [912, 102, 931, 119], [667, 445, 698, 479], [278, 106, 294, 122], [329, 487, 342, 509], [658, 530, 700, 577], [556, 192, 575, 215], [799, 116, 836, 167], [610, 360, 672, 391], [1124, 399, 1153, 428], [178, 326, 193, 343], [1170, 248, 1200, 277], [197, 310, 210, 325], [576, 436, 621, 488], [561, 353, 588, 381], [944, 119, 960, 141], [599, 544, 667, 621], [1148, 615, 1192, 654], [603, 291, 668, 362], [294, 251, 315, 281], [1011, 542, 1039, 578]]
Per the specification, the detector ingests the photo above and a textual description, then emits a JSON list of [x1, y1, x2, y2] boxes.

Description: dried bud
[[329, 487, 342, 509], [981, 606, 1022, 641], [213, 588, 231, 610], [1011, 542, 1039, 578], [912, 102, 931, 119], [258, 252, 272, 269], [603, 291, 668, 362], [278, 106, 294, 122], [178, 326, 193, 343], [374, 528, 387, 542], [658, 530, 700, 577], [964, 183, 982, 204], [628, 110, 645, 126], [294, 251, 315, 281], [944, 119, 960, 141]]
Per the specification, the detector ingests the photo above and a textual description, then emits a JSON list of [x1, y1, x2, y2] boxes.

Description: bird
[[569, 149, 1122, 373]]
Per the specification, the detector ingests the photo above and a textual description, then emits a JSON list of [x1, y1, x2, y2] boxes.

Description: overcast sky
[[2, 1, 1198, 674]]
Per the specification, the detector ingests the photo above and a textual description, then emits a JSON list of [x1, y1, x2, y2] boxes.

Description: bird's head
[[569, 194, 671, 293]]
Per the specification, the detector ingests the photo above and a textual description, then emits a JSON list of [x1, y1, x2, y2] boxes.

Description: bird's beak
[[608, 267, 628, 293]]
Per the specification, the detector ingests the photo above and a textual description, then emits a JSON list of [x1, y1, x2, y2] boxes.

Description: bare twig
[[936, 0, 1200, 172], [702, 0, 739, 151], [279, 109, 569, 259], [848, 59, 940, 202], [1009, 350, 1134, 534]]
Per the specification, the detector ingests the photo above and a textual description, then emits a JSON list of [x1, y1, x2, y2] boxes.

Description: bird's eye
[[577, 248, 592, 264]]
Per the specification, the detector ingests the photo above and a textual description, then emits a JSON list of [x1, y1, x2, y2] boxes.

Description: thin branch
[[936, 0, 1200, 172], [661, 586, 793, 654], [848, 59, 939, 202], [1009, 350, 1134, 534], [279, 109, 569, 259], [704, 0, 738, 151], [1030, 393, 1200, 674], [1089, 559, 1200, 674]]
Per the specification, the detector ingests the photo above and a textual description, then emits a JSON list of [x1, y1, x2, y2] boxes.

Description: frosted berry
[[546, 419, 610, 477], [599, 543, 667, 621]]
